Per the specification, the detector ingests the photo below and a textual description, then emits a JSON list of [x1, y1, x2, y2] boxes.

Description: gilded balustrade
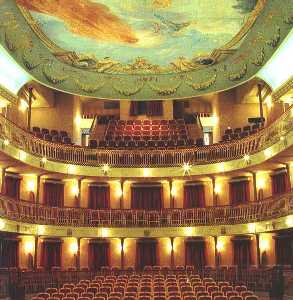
[[0, 192, 292, 227], [0, 106, 292, 168]]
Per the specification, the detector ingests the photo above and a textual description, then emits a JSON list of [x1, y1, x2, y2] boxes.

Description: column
[[255, 234, 261, 267], [211, 177, 217, 206], [169, 179, 174, 208], [257, 83, 264, 119], [76, 238, 81, 270], [1, 167, 7, 194], [121, 238, 125, 269], [214, 236, 219, 267], [27, 87, 34, 131], [36, 175, 41, 204], [285, 163, 291, 191], [251, 172, 258, 202], [170, 237, 175, 267], [34, 235, 39, 270], [120, 180, 125, 209], [77, 178, 82, 208]]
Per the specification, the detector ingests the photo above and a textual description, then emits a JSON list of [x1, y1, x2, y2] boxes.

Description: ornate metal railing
[[0, 106, 293, 167], [0, 192, 292, 228]]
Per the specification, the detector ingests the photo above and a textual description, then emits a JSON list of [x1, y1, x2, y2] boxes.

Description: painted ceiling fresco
[[0, 0, 292, 100], [16, 0, 261, 74]]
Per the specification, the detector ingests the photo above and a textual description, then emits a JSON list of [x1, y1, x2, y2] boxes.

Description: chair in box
[[211, 292, 224, 300], [240, 291, 254, 299], [37, 293, 50, 300], [67, 293, 79, 300], [221, 286, 233, 295], [234, 286, 247, 294], [51, 293, 64, 300], [46, 288, 58, 295]]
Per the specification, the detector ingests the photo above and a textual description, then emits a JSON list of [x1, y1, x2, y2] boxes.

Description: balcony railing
[[0, 106, 293, 167], [0, 192, 292, 227]]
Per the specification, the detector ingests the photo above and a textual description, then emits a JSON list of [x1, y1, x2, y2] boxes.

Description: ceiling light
[[102, 164, 110, 173], [244, 154, 250, 162], [183, 163, 191, 172]]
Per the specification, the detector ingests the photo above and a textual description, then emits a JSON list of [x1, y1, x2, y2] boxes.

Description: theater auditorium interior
[[0, 0, 293, 300]]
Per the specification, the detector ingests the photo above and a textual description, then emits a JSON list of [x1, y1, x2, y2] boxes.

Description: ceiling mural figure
[[16, 0, 264, 74]]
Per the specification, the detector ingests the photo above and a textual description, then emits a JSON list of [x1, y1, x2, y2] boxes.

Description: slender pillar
[[251, 172, 258, 202], [169, 179, 174, 208], [121, 238, 125, 269], [211, 177, 217, 206], [76, 238, 81, 270], [1, 167, 7, 194], [34, 235, 39, 270], [36, 175, 41, 205], [77, 178, 82, 208], [120, 180, 124, 209], [257, 83, 264, 119], [255, 234, 261, 267], [27, 87, 33, 132], [214, 236, 219, 267], [285, 163, 291, 191], [170, 237, 175, 267]]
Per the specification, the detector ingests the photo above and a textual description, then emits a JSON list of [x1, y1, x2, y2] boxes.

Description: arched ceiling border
[[0, 0, 292, 100]]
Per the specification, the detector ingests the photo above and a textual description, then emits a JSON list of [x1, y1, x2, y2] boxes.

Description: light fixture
[[41, 157, 47, 164], [171, 185, 177, 197], [0, 219, 5, 230], [143, 168, 151, 177], [248, 223, 256, 233], [257, 177, 265, 189], [71, 183, 79, 197], [3, 139, 9, 146], [24, 241, 34, 254], [244, 154, 250, 162], [280, 136, 285, 141], [216, 240, 224, 252], [218, 163, 225, 172], [167, 240, 173, 253], [260, 239, 269, 252], [102, 164, 110, 174], [184, 227, 194, 236], [19, 150, 27, 161], [183, 163, 191, 173], [69, 241, 78, 255], [68, 165, 76, 174], [27, 179, 35, 192], [214, 184, 221, 195], [264, 148, 273, 158], [265, 95, 273, 109], [38, 225, 45, 235], [101, 228, 109, 237], [286, 216, 293, 227], [116, 186, 123, 198]]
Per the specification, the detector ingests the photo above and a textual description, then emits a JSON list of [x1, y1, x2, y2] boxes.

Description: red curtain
[[275, 235, 293, 266], [0, 238, 19, 268], [136, 239, 158, 271], [4, 175, 21, 200], [43, 181, 64, 207], [88, 184, 110, 209], [184, 184, 205, 208], [131, 184, 163, 210], [146, 101, 163, 116], [230, 180, 249, 206], [41, 240, 62, 270], [185, 240, 206, 270], [88, 240, 110, 271], [233, 238, 251, 269], [272, 171, 289, 195]]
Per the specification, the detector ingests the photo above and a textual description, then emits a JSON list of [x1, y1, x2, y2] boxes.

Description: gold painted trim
[[0, 84, 18, 106], [272, 75, 293, 101]]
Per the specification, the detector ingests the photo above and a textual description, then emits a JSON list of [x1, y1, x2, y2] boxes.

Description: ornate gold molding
[[272, 75, 293, 101], [0, 84, 18, 106]]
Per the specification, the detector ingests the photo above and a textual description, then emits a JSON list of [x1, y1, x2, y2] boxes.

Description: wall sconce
[[260, 239, 269, 266], [143, 168, 151, 177], [71, 184, 79, 197], [102, 164, 110, 175], [40, 157, 47, 168], [286, 216, 293, 227], [116, 186, 123, 198], [24, 241, 34, 269], [27, 179, 36, 201], [19, 150, 27, 161], [70, 241, 78, 255], [216, 240, 224, 252], [183, 163, 191, 174], [248, 223, 256, 233], [38, 225, 45, 235], [171, 185, 177, 198], [256, 177, 265, 201], [184, 227, 194, 236]]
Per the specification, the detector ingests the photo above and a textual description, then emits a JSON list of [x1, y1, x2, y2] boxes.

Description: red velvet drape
[[230, 180, 249, 206], [4, 176, 21, 200], [275, 235, 293, 266], [88, 240, 110, 270], [185, 240, 206, 270], [233, 239, 251, 269], [43, 182, 64, 207], [41, 240, 62, 270], [146, 101, 163, 116], [272, 171, 289, 195], [88, 185, 110, 209], [131, 184, 163, 209], [184, 184, 205, 208], [0, 238, 19, 268], [136, 239, 158, 271]]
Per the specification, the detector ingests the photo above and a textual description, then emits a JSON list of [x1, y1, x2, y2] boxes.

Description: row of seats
[[31, 273, 258, 300], [221, 123, 264, 142], [32, 127, 72, 144], [90, 138, 204, 150]]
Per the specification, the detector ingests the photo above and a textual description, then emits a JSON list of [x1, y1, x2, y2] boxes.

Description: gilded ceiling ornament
[[186, 73, 217, 91], [112, 78, 145, 97], [42, 62, 68, 84], [148, 77, 183, 96], [266, 27, 281, 48], [75, 76, 106, 93], [251, 48, 265, 67], [22, 48, 42, 70], [228, 64, 248, 81]]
